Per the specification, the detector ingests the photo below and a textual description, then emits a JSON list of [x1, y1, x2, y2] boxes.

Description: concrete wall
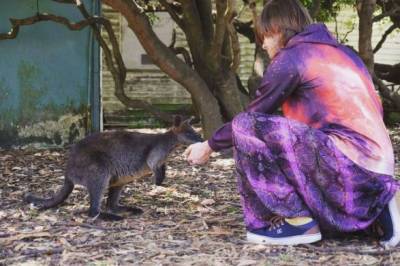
[[0, 0, 101, 148]]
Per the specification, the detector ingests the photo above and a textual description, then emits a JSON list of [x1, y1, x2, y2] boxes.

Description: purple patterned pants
[[232, 112, 398, 232]]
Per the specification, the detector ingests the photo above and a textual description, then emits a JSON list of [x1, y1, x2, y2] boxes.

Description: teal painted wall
[[0, 0, 100, 148]]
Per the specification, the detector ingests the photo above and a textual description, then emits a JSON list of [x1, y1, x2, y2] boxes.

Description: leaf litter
[[0, 126, 400, 265]]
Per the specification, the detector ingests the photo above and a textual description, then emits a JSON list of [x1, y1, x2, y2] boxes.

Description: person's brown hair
[[255, 0, 313, 46]]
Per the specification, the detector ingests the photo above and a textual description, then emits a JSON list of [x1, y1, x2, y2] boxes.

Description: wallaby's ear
[[173, 115, 182, 127]]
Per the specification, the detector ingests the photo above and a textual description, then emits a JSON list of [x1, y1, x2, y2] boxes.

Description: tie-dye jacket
[[208, 23, 394, 176]]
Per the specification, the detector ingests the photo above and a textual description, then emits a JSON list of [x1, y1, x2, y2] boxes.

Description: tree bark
[[357, 0, 376, 73], [248, 45, 270, 99], [215, 71, 247, 120]]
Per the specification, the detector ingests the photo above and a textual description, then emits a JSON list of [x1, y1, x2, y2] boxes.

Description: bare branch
[[226, 0, 240, 71], [339, 21, 356, 43], [373, 7, 400, 22], [0, 7, 172, 122], [373, 24, 397, 53], [168, 29, 193, 66], [171, 47, 193, 66], [75, 1, 127, 82], [159, 0, 185, 29], [0, 13, 107, 40]]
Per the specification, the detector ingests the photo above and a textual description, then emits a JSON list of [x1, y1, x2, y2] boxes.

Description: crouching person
[[184, 0, 400, 247]]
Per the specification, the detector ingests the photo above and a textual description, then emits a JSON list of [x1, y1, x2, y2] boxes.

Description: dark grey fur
[[24, 116, 202, 221]]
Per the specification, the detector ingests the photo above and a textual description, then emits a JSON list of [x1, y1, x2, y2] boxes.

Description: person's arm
[[208, 53, 301, 152]]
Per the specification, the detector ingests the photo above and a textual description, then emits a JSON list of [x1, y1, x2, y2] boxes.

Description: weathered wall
[[0, 0, 101, 148]]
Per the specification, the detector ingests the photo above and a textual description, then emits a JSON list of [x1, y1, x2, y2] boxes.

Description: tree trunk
[[214, 70, 247, 120], [248, 44, 270, 99], [357, 0, 376, 73], [103, 0, 223, 138]]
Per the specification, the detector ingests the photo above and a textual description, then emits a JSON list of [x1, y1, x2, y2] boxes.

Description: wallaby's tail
[[24, 178, 74, 209]]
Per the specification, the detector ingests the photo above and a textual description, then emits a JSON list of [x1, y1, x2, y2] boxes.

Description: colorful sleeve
[[208, 52, 301, 151]]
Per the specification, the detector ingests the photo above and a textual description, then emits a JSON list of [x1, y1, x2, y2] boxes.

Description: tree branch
[[195, 0, 214, 42], [373, 73, 400, 111], [373, 7, 400, 22], [211, 0, 228, 67], [75, 1, 127, 82], [310, 0, 322, 19], [175, 0, 209, 72], [168, 29, 193, 66], [0, 5, 172, 122], [226, 0, 240, 71], [0, 13, 106, 39], [373, 24, 397, 53], [159, 0, 185, 30]]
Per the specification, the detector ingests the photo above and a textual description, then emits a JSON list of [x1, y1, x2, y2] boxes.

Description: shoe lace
[[268, 216, 285, 231]]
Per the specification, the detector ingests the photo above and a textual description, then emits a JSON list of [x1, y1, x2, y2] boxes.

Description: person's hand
[[183, 141, 213, 165]]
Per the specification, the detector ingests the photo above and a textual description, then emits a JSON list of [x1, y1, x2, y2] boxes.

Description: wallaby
[[24, 116, 203, 221]]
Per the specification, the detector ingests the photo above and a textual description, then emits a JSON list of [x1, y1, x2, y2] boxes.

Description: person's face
[[262, 33, 283, 58]]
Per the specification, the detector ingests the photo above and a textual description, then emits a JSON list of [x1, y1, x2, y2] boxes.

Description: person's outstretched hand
[[183, 141, 213, 165]]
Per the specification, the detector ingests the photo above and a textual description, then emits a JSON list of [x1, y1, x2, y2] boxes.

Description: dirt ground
[[1, 127, 400, 265]]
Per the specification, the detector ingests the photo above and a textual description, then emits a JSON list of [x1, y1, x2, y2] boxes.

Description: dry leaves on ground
[[0, 126, 400, 265]]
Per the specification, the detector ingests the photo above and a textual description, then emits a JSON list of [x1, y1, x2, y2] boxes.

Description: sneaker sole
[[246, 231, 322, 245], [381, 194, 400, 248]]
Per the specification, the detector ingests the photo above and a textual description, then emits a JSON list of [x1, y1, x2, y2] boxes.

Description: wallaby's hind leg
[[153, 164, 166, 186], [87, 175, 123, 221], [106, 186, 143, 215]]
